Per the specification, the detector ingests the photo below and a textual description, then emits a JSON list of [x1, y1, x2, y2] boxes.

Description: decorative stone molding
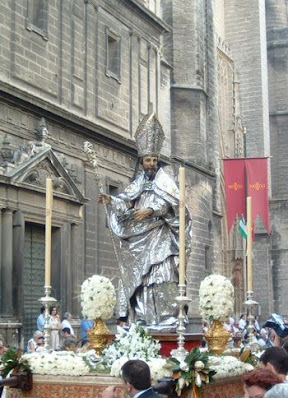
[[0, 118, 86, 204]]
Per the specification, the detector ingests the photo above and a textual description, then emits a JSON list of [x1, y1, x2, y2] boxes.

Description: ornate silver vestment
[[109, 168, 192, 325]]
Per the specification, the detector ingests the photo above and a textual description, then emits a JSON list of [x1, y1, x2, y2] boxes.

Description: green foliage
[[167, 347, 216, 396], [0, 347, 31, 378]]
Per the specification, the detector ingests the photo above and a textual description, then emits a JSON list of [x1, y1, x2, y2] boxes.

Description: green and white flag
[[238, 216, 247, 239]]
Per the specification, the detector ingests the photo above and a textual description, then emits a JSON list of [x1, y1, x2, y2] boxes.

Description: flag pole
[[245, 196, 258, 346]]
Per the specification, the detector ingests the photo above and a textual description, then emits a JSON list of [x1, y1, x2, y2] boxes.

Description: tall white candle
[[45, 178, 53, 287], [246, 196, 253, 291], [179, 167, 186, 285]]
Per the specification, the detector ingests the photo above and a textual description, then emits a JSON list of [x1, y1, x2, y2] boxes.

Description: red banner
[[246, 158, 270, 233], [223, 159, 246, 232]]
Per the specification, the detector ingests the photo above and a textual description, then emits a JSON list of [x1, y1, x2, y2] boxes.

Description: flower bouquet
[[80, 275, 116, 353], [80, 275, 116, 320], [167, 347, 216, 396], [199, 274, 234, 322], [199, 274, 234, 354], [103, 324, 161, 363]]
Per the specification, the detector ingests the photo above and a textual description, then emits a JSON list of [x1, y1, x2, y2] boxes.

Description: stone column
[[71, 223, 79, 316], [1, 208, 14, 317], [12, 209, 25, 318]]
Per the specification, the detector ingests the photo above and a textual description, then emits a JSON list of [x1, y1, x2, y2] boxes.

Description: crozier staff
[[98, 113, 192, 326]]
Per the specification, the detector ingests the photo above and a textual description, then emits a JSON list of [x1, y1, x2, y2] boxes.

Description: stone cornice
[[0, 82, 138, 158]]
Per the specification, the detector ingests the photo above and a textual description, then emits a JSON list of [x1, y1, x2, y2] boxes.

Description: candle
[[246, 197, 253, 291], [179, 167, 186, 285], [45, 178, 53, 287]]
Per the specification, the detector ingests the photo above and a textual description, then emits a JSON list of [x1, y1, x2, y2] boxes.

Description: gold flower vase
[[204, 320, 231, 355], [87, 318, 114, 354]]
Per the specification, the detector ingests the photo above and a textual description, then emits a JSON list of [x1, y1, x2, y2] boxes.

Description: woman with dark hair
[[49, 306, 61, 350], [242, 368, 282, 398]]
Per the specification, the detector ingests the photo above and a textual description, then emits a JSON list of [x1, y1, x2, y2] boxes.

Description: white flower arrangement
[[22, 351, 91, 376], [103, 324, 161, 364], [199, 274, 234, 322], [208, 355, 253, 379], [80, 275, 116, 320]]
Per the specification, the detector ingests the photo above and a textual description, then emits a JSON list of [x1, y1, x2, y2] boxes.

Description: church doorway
[[22, 223, 59, 349]]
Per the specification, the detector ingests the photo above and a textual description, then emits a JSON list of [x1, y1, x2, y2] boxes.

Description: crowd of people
[[1, 309, 288, 398], [243, 346, 288, 397], [26, 306, 95, 352], [202, 314, 286, 351]]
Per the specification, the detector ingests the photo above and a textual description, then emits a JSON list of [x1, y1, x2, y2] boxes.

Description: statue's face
[[142, 156, 158, 179]]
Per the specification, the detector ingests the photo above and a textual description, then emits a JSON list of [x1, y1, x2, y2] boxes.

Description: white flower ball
[[80, 275, 116, 320]]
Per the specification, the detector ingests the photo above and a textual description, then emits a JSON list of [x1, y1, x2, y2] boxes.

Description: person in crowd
[[201, 321, 209, 348], [254, 316, 261, 333], [242, 367, 282, 398], [260, 346, 288, 382], [102, 359, 160, 398], [49, 306, 61, 350], [27, 330, 45, 352], [231, 319, 240, 336], [0, 338, 8, 359], [116, 317, 130, 334], [224, 318, 233, 333], [80, 318, 93, 346], [60, 327, 77, 351], [260, 328, 274, 348], [61, 312, 76, 338], [264, 382, 288, 397], [253, 328, 266, 347], [233, 331, 244, 349], [36, 306, 46, 332], [239, 314, 247, 332]]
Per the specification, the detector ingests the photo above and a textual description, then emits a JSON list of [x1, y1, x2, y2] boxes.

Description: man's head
[[62, 327, 71, 338], [140, 156, 158, 180], [260, 347, 288, 380], [63, 312, 72, 320], [121, 360, 151, 394], [40, 306, 45, 314]]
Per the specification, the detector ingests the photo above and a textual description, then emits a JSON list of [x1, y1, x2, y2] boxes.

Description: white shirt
[[61, 319, 74, 336], [238, 318, 246, 330]]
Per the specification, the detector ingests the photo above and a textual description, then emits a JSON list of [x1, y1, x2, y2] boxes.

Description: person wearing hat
[[98, 113, 192, 326]]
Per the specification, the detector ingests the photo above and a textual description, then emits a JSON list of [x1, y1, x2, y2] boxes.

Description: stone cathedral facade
[[0, 0, 287, 348]]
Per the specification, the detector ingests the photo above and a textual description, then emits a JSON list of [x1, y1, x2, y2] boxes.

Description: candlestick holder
[[170, 284, 191, 361], [39, 285, 57, 351], [244, 290, 259, 351]]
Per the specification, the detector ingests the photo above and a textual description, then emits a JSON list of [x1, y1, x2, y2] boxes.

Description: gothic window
[[106, 29, 121, 82], [26, 0, 48, 40]]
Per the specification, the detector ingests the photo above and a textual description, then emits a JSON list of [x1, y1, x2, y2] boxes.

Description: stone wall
[[267, 0, 288, 317]]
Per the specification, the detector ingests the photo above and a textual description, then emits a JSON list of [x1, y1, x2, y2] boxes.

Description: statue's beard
[[144, 167, 157, 180]]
